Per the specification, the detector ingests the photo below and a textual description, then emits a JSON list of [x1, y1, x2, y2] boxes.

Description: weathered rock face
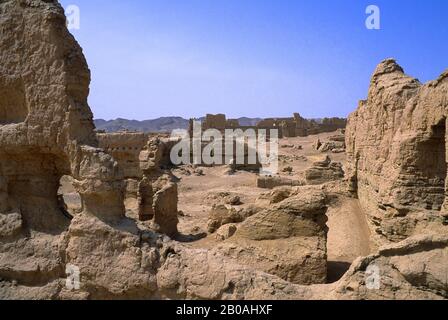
[[217, 189, 329, 285], [0, 0, 128, 299], [0, 0, 179, 299], [0, 0, 126, 226], [157, 233, 448, 300], [346, 59, 448, 244], [96, 132, 179, 236], [330, 234, 448, 300]]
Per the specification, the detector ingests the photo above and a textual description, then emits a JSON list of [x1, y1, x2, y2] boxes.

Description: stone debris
[[305, 156, 345, 185], [318, 141, 346, 153], [215, 224, 237, 241], [282, 166, 294, 174], [228, 195, 242, 206], [207, 204, 244, 233]]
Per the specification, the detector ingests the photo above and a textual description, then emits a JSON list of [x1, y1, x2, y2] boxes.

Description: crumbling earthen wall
[[0, 1, 179, 299], [137, 137, 179, 235], [96, 132, 179, 235], [97, 132, 149, 179], [0, 0, 125, 228], [346, 59, 448, 244]]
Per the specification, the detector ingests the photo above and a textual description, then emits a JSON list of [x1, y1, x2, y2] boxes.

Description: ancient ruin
[[0, 0, 447, 301], [97, 131, 179, 235], [97, 132, 149, 179]]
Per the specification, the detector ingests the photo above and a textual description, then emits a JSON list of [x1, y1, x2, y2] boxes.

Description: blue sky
[[60, 0, 448, 120]]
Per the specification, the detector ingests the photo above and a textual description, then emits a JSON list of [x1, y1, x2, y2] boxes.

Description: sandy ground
[[174, 131, 372, 282], [326, 196, 371, 282]]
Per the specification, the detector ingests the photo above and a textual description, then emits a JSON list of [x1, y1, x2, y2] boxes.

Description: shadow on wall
[[414, 118, 447, 210], [327, 261, 352, 283]]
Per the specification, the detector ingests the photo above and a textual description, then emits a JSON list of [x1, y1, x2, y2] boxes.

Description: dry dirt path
[[326, 197, 372, 282]]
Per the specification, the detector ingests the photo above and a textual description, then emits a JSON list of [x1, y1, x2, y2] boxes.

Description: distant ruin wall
[[195, 113, 346, 138]]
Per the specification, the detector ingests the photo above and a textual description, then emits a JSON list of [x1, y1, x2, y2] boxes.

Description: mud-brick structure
[[0, 0, 178, 299]]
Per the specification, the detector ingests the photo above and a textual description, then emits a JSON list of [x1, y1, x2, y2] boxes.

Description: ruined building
[[98, 132, 149, 179], [190, 113, 275, 137], [194, 113, 346, 139], [98, 131, 179, 235]]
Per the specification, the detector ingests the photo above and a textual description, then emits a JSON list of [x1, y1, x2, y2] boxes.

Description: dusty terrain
[[60, 131, 366, 283], [1, 0, 447, 300], [174, 132, 370, 279]]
